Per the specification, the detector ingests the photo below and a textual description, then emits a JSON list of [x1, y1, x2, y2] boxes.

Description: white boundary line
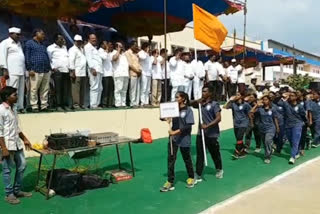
[[200, 156, 320, 214]]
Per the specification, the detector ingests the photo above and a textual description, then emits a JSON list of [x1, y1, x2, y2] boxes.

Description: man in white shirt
[[69, 35, 87, 109], [191, 57, 206, 100], [151, 49, 162, 106], [159, 49, 171, 102], [0, 86, 32, 205], [236, 59, 246, 95], [99, 41, 114, 108], [183, 53, 194, 99], [226, 59, 239, 98], [111, 42, 129, 107], [84, 33, 104, 109], [138, 43, 152, 106], [0, 27, 26, 113], [47, 34, 71, 111], [169, 48, 185, 101], [270, 82, 280, 93], [205, 55, 225, 101]]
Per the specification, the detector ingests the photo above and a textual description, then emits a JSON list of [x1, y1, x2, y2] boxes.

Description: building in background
[[262, 40, 320, 81], [138, 26, 262, 54]]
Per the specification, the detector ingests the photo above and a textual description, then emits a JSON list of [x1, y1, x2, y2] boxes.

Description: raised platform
[[19, 107, 234, 157]]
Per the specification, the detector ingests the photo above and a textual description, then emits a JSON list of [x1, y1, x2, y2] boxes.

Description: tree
[[281, 74, 315, 91]]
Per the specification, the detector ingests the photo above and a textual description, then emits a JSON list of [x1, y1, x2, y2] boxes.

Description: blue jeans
[[313, 121, 320, 145], [275, 124, 285, 153], [286, 126, 302, 158], [2, 150, 27, 196]]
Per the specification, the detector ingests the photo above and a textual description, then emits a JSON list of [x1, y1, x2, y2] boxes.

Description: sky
[[219, 0, 320, 55]]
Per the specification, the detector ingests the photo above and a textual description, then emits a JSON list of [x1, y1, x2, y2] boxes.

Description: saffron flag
[[193, 4, 228, 52]]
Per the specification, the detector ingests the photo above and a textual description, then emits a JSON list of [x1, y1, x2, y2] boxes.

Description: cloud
[[219, 0, 319, 54]]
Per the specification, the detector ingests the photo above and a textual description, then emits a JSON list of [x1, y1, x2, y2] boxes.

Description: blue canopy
[[273, 49, 320, 67], [79, 0, 244, 36]]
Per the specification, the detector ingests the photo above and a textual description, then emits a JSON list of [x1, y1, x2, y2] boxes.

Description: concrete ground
[[203, 157, 320, 214]]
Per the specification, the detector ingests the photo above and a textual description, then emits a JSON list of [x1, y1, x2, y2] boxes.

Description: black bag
[[46, 169, 85, 197], [80, 174, 110, 190]]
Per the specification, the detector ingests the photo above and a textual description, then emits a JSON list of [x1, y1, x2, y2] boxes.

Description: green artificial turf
[[1, 129, 320, 214]]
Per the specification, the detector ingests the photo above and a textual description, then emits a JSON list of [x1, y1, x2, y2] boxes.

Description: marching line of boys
[[160, 87, 320, 192]]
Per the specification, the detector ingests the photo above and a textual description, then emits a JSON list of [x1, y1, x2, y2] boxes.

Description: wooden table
[[32, 137, 140, 199]]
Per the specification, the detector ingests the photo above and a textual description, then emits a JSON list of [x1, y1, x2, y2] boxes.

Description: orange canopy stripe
[[193, 4, 228, 52]]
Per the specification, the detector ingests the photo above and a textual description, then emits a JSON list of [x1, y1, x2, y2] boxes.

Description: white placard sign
[[160, 102, 180, 119]]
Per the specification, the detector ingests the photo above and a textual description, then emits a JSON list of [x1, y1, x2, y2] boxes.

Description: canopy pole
[[242, 0, 247, 61], [163, 0, 168, 102], [233, 28, 236, 58]]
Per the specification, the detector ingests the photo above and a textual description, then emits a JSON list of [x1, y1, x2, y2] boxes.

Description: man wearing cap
[[24, 29, 51, 112], [226, 59, 239, 98], [69, 35, 87, 109], [47, 34, 72, 112], [0, 27, 26, 113], [84, 33, 104, 109]]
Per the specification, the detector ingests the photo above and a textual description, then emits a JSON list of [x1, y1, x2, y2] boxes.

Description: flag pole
[[193, 5, 208, 167], [242, 0, 247, 61], [198, 103, 208, 166], [163, 0, 168, 102]]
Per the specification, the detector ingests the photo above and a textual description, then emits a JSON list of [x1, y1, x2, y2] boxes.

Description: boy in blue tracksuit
[[270, 92, 286, 153], [224, 93, 252, 159], [161, 91, 195, 192], [250, 95, 279, 164], [244, 93, 262, 153], [190, 86, 223, 181], [278, 92, 307, 164], [306, 91, 320, 148]]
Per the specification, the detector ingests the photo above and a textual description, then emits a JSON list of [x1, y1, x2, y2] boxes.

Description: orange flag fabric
[[193, 4, 228, 52]]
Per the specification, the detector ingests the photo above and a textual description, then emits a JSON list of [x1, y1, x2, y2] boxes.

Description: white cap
[[74, 34, 83, 41], [231, 58, 237, 63], [8, 27, 21, 34]]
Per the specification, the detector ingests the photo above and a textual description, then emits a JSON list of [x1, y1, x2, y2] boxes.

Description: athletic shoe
[[195, 174, 203, 183], [295, 154, 301, 159], [264, 159, 271, 164], [232, 150, 247, 159], [244, 148, 250, 154], [312, 143, 320, 148], [15, 191, 32, 198], [254, 148, 262, 153], [186, 178, 195, 188], [289, 157, 295, 164], [5, 194, 20, 205], [160, 181, 175, 192], [216, 169, 224, 179]]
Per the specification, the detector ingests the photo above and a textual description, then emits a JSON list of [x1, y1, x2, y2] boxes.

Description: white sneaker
[[289, 157, 295, 164], [295, 154, 300, 159], [216, 169, 224, 179], [195, 174, 203, 183], [254, 148, 261, 153], [264, 159, 271, 164]]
